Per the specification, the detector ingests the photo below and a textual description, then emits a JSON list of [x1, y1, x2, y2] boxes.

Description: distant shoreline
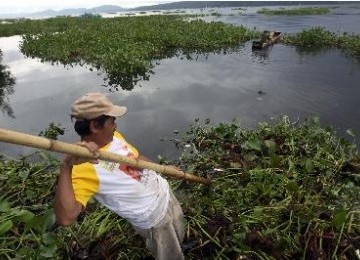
[[1, 1, 356, 19]]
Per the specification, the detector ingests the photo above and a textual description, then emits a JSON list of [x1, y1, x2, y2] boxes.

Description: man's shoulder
[[112, 131, 139, 157], [114, 131, 125, 140], [73, 162, 95, 172]]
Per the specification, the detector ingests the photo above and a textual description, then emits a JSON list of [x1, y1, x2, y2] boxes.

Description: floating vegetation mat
[[15, 15, 258, 90], [282, 27, 360, 59], [2, 17, 360, 92], [257, 7, 330, 16], [1, 116, 360, 259]]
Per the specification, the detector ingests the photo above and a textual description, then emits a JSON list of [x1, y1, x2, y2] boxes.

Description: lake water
[[1, 4, 360, 160]]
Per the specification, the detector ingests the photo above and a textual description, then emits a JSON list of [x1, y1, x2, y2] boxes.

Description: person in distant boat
[[261, 30, 277, 43], [54, 92, 185, 260], [260, 30, 271, 42]]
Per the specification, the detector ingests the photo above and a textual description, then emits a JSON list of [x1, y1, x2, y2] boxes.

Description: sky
[[0, 0, 177, 14]]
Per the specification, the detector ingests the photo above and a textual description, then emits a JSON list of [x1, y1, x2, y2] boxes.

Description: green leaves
[[346, 128, 357, 138], [285, 181, 300, 193], [258, 7, 330, 16], [0, 200, 59, 258], [176, 116, 360, 259], [305, 159, 314, 173], [244, 139, 262, 151], [0, 158, 61, 259], [332, 208, 348, 229], [18, 15, 257, 90], [14, 209, 35, 223], [0, 201, 11, 212], [282, 27, 360, 59], [1, 112, 360, 259], [0, 220, 13, 235], [38, 122, 65, 140]]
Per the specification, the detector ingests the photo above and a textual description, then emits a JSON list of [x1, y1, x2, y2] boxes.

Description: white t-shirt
[[71, 131, 170, 229]]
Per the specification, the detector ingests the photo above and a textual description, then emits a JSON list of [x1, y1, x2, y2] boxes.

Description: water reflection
[[294, 45, 360, 65], [0, 49, 16, 118], [20, 31, 246, 92], [251, 48, 270, 63], [17, 4, 360, 92], [1, 39, 360, 160], [104, 46, 245, 90], [1, 7, 360, 159]]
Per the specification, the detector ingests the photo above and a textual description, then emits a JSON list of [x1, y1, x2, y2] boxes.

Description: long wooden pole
[[0, 128, 210, 184]]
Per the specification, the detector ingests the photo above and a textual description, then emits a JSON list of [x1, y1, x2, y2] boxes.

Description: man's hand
[[62, 141, 100, 167], [119, 153, 142, 180]]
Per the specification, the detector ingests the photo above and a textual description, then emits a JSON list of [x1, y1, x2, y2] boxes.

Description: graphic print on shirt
[[119, 152, 142, 181], [97, 133, 149, 183], [99, 160, 118, 173]]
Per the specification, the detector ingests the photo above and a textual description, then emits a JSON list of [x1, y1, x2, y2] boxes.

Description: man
[[55, 92, 185, 260]]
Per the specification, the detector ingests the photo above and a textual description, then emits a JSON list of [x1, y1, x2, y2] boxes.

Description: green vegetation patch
[[0, 154, 146, 259], [258, 7, 330, 16], [282, 27, 360, 58], [0, 154, 60, 259], [8, 16, 257, 90], [176, 116, 360, 259], [283, 27, 339, 48], [3, 17, 360, 92], [1, 116, 359, 259]]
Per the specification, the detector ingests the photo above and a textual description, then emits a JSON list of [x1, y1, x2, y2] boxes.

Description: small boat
[[252, 31, 282, 50]]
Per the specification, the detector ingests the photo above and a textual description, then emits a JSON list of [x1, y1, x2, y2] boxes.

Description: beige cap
[[71, 92, 127, 120]]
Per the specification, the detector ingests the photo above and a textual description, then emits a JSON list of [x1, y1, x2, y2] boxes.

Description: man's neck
[[81, 135, 108, 148]]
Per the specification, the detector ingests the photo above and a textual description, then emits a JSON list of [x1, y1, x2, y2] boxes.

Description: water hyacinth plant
[[257, 7, 330, 16], [1, 12, 360, 259], [0, 155, 60, 259], [17, 15, 258, 90], [1, 116, 359, 259], [282, 27, 360, 59], [283, 27, 339, 48], [2, 16, 360, 91], [175, 116, 360, 259], [38, 123, 65, 140]]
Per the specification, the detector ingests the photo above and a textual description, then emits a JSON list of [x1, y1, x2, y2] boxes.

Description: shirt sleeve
[[71, 163, 99, 207]]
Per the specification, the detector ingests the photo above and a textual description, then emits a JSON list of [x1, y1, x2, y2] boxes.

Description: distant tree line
[[131, 1, 351, 11]]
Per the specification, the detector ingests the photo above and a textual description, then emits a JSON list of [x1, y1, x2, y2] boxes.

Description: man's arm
[[54, 141, 99, 226], [54, 158, 83, 226]]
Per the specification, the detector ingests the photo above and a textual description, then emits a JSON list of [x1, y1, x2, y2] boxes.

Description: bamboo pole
[[0, 128, 210, 184]]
